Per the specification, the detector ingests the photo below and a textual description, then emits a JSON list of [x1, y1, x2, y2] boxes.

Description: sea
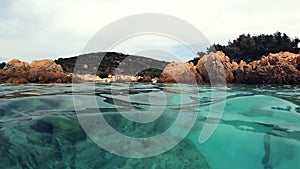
[[0, 83, 300, 169]]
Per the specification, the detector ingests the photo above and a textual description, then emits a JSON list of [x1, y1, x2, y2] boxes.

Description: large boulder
[[0, 59, 81, 84], [27, 60, 65, 83], [30, 60, 64, 73], [0, 59, 30, 83], [158, 62, 203, 84], [158, 52, 235, 84], [196, 51, 235, 83]]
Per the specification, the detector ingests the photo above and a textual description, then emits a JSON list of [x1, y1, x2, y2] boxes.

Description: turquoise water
[[0, 83, 300, 169]]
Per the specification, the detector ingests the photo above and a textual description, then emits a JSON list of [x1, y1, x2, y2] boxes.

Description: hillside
[[54, 52, 169, 78]]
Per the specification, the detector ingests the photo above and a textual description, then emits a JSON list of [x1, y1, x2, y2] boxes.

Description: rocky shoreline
[[159, 51, 300, 85], [1, 51, 300, 84], [0, 59, 82, 84]]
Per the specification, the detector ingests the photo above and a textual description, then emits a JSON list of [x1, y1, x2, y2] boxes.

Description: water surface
[[0, 83, 300, 169]]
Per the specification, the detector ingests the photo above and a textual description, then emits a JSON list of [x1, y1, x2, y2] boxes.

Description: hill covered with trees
[[190, 32, 299, 64], [54, 52, 169, 78]]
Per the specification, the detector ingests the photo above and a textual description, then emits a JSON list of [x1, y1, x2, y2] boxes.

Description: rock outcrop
[[235, 52, 300, 84], [159, 51, 300, 85], [158, 62, 202, 84], [196, 51, 234, 83], [0, 59, 82, 84], [2, 51, 300, 84]]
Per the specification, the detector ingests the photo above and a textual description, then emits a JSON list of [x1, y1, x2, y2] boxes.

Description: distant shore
[[0, 51, 299, 85]]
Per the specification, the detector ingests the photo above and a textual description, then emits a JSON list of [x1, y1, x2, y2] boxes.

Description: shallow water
[[0, 83, 300, 169]]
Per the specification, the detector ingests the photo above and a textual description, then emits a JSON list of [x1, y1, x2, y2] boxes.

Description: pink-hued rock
[[0, 59, 82, 84], [196, 51, 234, 83], [158, 62, 202, 84], [235, 52, 300, 84], [159, 51, 300, 85]]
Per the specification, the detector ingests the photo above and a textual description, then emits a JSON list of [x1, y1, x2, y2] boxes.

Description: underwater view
[[1, 0, 300, 169], [0, 83, 300, 169]]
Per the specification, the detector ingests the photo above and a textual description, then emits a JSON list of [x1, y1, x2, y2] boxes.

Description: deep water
[[0, 83, 300, 169]]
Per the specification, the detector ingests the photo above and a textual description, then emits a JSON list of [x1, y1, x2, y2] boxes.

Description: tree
[[209, 32, 299, 63], [0, 62, 6, 69]]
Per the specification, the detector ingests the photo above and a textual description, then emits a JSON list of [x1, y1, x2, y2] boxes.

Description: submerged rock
[[0, 114, 211, 169], [122, 139, 210, 169], [30, 120, 53, 134]]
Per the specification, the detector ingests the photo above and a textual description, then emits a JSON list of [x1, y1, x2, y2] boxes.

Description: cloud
[[0, 55, 10, 62], [99, 33, 209, 62], [0, 0, 88, 62], [0, 0, 299, 62]]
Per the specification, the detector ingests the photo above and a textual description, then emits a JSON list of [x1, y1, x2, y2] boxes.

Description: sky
[[0, 0, 300, 62]]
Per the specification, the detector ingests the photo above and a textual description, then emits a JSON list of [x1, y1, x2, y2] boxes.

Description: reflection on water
[[0, 83, 300, 169]]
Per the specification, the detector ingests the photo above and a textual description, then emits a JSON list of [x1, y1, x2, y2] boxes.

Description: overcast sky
[[0, 0, 299, 62]]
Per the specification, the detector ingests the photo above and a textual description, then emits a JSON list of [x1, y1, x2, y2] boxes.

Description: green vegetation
[[98, 72, 109, 78], [191, 32, 300, 63], [137, 68, 163, 78], [54, 52, 169, 78], [0, 62, 6, 69]]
